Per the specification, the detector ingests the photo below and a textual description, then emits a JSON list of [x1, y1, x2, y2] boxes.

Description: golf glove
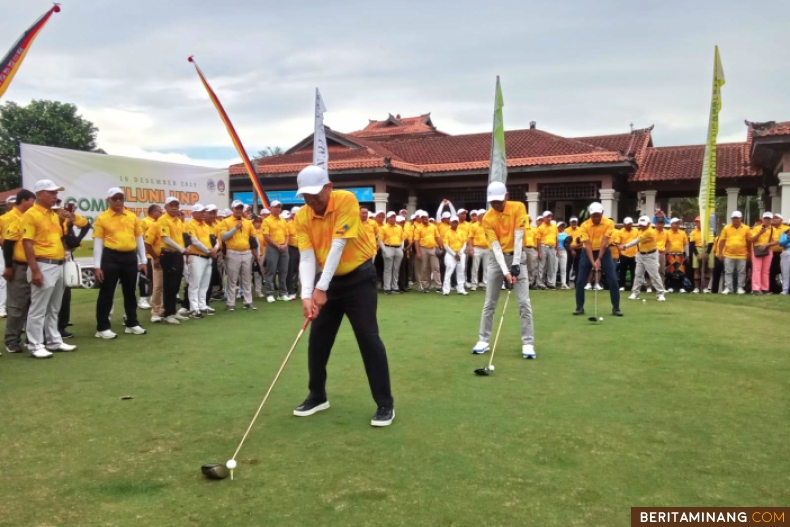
[[510, 264, 520, 277]]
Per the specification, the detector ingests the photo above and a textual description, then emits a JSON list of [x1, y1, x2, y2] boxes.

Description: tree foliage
[[254, 146, 283, 159], [0, 100, 98, 191]]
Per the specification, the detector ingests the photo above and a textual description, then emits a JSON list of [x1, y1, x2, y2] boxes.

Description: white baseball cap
[[107, 187, 124, 198], [536, 213, 544, 220], [588, 202, 604, 214], [270, 200, 282, 208], [570, 217, 578, 223], [486, 181, 507, 202], [165, 196, 180, 205], [386, 211, 396, 218], [774, 213, 783, 220], [543, 210, 553, 217], [731, 211, 743, 218], [221, 209, 231, 217], [670, 217, 681, 224], [637, 216, 650, 226], [34, 180, 64, 192], [205, 204, 217, 212], [458, 208, 467, 214], [261, 208, 270, 215], [296, 165, 330, 197], [374, 210, 385, 216], [762, 212, 774, 219], [291, 206, 301, 214], [281, 210, 291, 219], [231, 200, 244, 208], [441, 211, 451, 219], [450, 215, 459, 222], [191, 203, 206, 212], [5, 196, 16, 205], [623, 217, 634, 225], [478, 209, 487, 216], [396, 215, 405, 222]]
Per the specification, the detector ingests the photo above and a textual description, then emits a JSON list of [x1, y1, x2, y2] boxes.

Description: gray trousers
[[524, 247, 538, 286], [226, 249, 252, 306], [471, 247, 490, 287], [724, 257, 747, 291], [5, 264, 31, 350], [26, 262, 65, 352], [382, 245, 403, 291], [781, 251, 790, 294], [538, 244, 558, 287], [478, 253, 534, 346], [632, 251, 666, 294], [265, 245, 288, 296]]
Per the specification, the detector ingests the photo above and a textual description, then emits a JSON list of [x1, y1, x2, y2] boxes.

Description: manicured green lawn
[[71, 239, 93, 259], [1, 289, 788, 526]]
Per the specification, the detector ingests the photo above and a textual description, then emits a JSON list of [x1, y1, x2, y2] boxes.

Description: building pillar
[[611, 192, 620, 222], [373, 192, 389, 213], [769, 186, 781, 213], [407, 195, 417, 216], [599, 188, 616, 219], [779, 173, 790, 220], [526, 191, 540, 225], [643, 190, 657, 218], [726, 187, 739, 220]]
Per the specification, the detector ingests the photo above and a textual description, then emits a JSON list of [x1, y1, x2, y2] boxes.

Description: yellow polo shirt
[[565, 226, 581, 247], [536, 222, 559, 246], [618, 227, 639, 257], [482, 201, 528, 253], [719, 223, 751, 259], [404, 222, 415, 244], [415, 223, 440, 249], [294, 190, 375, 276], [578, 217, 615, 251], [186, 220, 213, 256], [437, 222, 451, 239], [689, 228, 702, 247], [92, 209, 142, 252], [144, 221, 163, 257], [2, 208, 27, 263], [20, 203, 65, 260], [362, 218, 379, 241], [472, 222, 489, 248], [140, 216, 157, 258], [666, 229, 689, 253], [636, 227, 657, 252], [609, 229, 621, 259], [772, 225, 789, 253], [523, 226, 537, 248], [263, 215, 288, 245], [654, 229, 669, 253], [750, 224, 773, 246], [380, 224, 404, 246], [287, 221, 298, 247], [158, 213, 185, 250], [444, 228, 468, 253], [220, 217, 255, 251]]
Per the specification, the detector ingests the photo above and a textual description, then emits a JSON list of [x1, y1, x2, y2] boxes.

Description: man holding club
[[471, 181, 536, 359], [292, 165, 395, 427], [623, 216, 667, 302]]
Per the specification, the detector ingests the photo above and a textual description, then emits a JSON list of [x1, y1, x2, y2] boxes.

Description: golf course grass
[[1, 288, 788, 526]]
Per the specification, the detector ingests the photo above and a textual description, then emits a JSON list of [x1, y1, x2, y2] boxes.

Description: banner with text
[[20, 143, 229, 226]]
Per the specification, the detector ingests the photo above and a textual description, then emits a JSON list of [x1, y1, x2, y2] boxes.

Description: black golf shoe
[[371, 406, 395, 427], [293, 395, 330, 417], [573, 308, 585, 316], [612, 308, 624, 317]]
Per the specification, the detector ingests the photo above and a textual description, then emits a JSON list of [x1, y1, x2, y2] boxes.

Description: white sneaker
[[702, 288, 710, 294], [501, 284, 505, 290], [522, 344, 536, 359], [5, 346, 22, 354], [29, 348, 53, 359], [470, 286, 477, 291], [0, 309, 7, 318], [46, 343, 76, 352], [138, 298, 151, 310], [657, 294, 666, 302], [255, 292, 265, 298], [151, 316, 163, 323], [721, 288, 730, 295], [667, 288, 674, 293], [163, 316, 181, 325], [619, 287, 624, 291], [267, 295, 276, 303], [95, 329, 117, 339], [177, 308, 190, 317], [465, 282, 472, 289], [204, 307, 216, 315], [561, 284, 570, 290], [594, 284, 603, 291], [737, 288, 746, 295], [125, 326, 146, 335], [584, 283, 592, 290], [174, 313, 190, 321], [678, 289, 685, 294], [628, 293, 639, 300], [646, 287, 653, 293], [692, 288, 700, 294], [471, 341, 490, 354], [278, 296, 289, 301], [457, 290, 468, 296]]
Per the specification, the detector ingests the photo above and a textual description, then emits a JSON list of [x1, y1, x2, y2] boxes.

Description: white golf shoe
[[692, 288, 700, 294], [29, 348, 53, 359], [163, 316, 181, 325], [721, 288, 730, 295], [522, 345, 536, 359], [584, 283, 592, 290], [657, 294, 666, 302], [594, 284, 603, 291], [646, 287, 653, 293], [628, 292, 639, 300], [138, 298, 151, 310], [151, 316, 162, 323], [177, 308, 190, 317], [267, 295, 276, 303], [737, 288, 746, 295], [619, 287, 624, 291], [471, 341, 490, 354], [46, 343, 76, 352], [95, 329, 117, 339], [125, 326, 147, 335]]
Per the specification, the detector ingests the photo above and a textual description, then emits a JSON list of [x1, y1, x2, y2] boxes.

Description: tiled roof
[[349, 113, 446, 139], [633, 142, 758, 182], [746, 120, 790, 138], [574, 126, 653, 162]]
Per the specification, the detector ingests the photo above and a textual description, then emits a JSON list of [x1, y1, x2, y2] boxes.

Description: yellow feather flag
[[698, 46, 726, 245]]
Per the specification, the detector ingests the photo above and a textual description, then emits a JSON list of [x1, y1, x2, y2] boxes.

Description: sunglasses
[[109, 196, 125, 202]]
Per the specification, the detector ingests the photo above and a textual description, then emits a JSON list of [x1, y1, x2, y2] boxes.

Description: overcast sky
[[2, 0, 788, 168]]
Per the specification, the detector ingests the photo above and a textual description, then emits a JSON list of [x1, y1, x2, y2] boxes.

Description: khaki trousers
[[151, 264, 164, 317], [419, 247, 441, 290]]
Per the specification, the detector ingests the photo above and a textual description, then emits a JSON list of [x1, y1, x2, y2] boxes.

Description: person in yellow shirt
[[156, 196, 189, 323], [688, 216, 709, 294], [143, 205, 166, 322], [616, 218, 638, 292], [471, 181, 535, 358], [717, 211, 753, 294], [0, 195, 13, 319], [565, 216, 583, 286], [523, 220, 539, 288], [92, 187, 148, 339], [535, 211, 559, 289], [379, 211, 404, 294], [291, 165, 394, 427], [574, 202, 623, 316], [470, 209, 491, 291], [621, 216, 667, 301], [262, 200, 290, 302], [220, 199, 259, 311], [185, 203, 217, 316], [251, 215, 265, 297], [414, 211, 443, 292], [646, 216, 669, 293], [286, 207, 300, 300], [665, 218, 689, 293], [136, 205, 162, 310], [408, 213, 422, 288], [1, 189, 36, 354], [768, 213, 789, 293], [20, 180, 78, 358], [441, 216, 470, 296]]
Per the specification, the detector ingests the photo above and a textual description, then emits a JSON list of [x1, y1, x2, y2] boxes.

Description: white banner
[[313, 88, 328, 171], [20, 143, 229, 225]]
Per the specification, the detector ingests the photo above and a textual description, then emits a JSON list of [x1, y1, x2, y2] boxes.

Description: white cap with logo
[[34, 180, 64, 193], [205, 204, 217, 212], [386, 211, 396, 218], [441, 211, 452, 219], [588, 202, 604, 214], [270, 200, 282, 208], [231, 200, 244, 209], [486, 181, 507, 202], [731, 211, 743, 218], [762, 212, 774, 219], [296, 165, 330, 197], [165, 196, 180, 205], [191, 203, 206, 213], [623, 217, 634, 225], [107, 187, 124, 198], [637, 216, 650, 226]]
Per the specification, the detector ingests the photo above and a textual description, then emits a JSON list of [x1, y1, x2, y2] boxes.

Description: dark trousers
[[619, 255, 636, 289], [58, 287, 71, 334], [570, 251, 581, 283], [138, 259, 151, 298], [575, 248, 620, 310], [307, 261, 393, 409], [96, 249, 140, 331], [287, 245, 299, 295], [374, 250, 384, 287], [711, 257, 725, 293], [769, 252, 782, 294], [160, 251, 184, 317]]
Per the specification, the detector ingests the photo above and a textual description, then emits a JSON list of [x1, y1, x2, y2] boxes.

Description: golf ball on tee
[[642, 299, 646, 304], [489, 365, 495, 371], [226, 459, 237, 470], [599, 317, 603, 321]]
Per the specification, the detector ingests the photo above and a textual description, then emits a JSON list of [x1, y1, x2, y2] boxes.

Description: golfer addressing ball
[[292, 165, 395, 427], [573, 202, 623, 317], [471, 181, 536, 359]]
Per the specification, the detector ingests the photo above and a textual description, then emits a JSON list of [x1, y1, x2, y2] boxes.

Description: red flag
[[188, 56, 268, 209], [0, 5, 61, 100]]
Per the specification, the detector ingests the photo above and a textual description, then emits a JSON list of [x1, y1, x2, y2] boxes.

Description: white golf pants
[[632, 251, 666, 294], [472, 247, 490, 287], [188, 255, 212, 312], [26, 262, 65, 351], [442, 252, 467, 294]]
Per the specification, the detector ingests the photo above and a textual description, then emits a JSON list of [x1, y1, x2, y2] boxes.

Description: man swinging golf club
[[471, 181, 536, 359], [573, 202, 623, 317], [292, 165, 395, 427]]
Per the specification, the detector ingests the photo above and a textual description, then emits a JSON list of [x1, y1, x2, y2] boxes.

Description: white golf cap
[[396, 215, 405, 222], [762, 211, 774, 219], [165, 196, 180, 205], [441, 211, 451, 219], [469, 210, 478, 215], [261, 208, 270, 215], [221, 209, 231, 217], [543, 210, 553, 216], [623, 217, 634, 224], [478, 209, 487, 216], [205, 204, 217, 212], [34, 179, 64, 192], [731, 211, 743, 218], [231, 199, 244, 208], [409, 214, 415, 220], [570, 217, 578, 222], [588, 202, 604, 214], [386, 211, 396, 218], [191, 203, 206, 212], [557, 221, 566, 226], [281, 210, 291, 219], [536, 213, 544, 220], [296, 165, 330, 197], [670, 217, 681, 224], [486, 181, 507, 202], [774, 213, 783, 220], [375, 210, 385, 216], [6, 196, 16, 205], [450, 215, 459, 222], [291, 206, 301, 214], [458, 208, 467, 214], [270, 200, 282, 207], [107, 187, 124, 198], [637, 216, 650, 226]]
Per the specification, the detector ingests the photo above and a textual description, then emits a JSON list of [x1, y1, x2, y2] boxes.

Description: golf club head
[[201, 463, 230, 480], [587, 316, 598, 323], [474, 367, 491, 376]]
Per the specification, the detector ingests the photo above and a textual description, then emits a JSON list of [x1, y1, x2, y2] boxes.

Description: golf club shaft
[[231, 317, 311, 461], [488, 289, 511, 368]]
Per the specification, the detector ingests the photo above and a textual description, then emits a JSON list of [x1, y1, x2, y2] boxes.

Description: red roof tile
[[746, 120, 790, 138], [574, 126, 653, 162], [633, 142, 758, 182], [349, 113, 447, 139]]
